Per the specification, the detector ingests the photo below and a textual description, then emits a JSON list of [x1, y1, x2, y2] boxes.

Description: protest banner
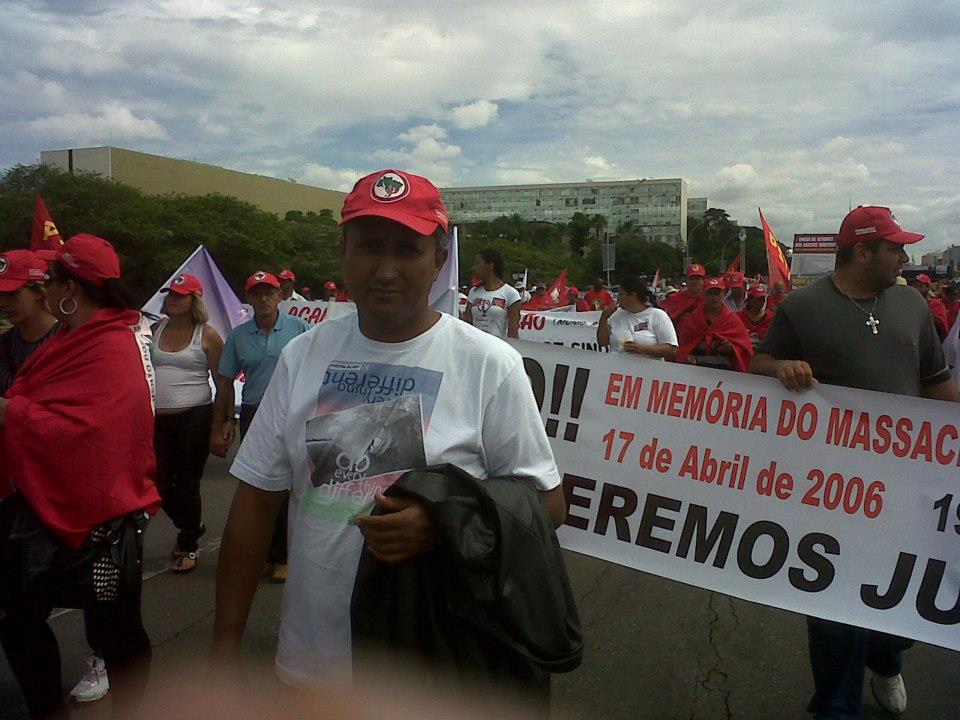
[[510, 340, 960, 652]]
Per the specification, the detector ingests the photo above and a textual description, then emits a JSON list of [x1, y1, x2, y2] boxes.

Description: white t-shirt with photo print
[[607, 306, 678, 355], [231, 312, 561, 685], [468, 283, 522, 338]]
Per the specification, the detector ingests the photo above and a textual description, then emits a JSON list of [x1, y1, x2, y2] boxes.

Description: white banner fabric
[[509, 340, 960, 652]]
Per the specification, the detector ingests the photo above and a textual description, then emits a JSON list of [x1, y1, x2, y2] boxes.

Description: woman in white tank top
[[152, 274, 223, 573]]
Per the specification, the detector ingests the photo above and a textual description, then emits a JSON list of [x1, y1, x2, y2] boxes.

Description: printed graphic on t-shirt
[[634, 321, 649, 332], [300, 361, 442, 523]]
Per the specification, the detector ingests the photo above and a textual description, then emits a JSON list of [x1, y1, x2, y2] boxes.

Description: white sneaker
[[68, 655, 110, 703], [870, 671, 907, 715]]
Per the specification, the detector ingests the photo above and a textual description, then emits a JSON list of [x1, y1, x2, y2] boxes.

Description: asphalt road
[[2, 455, 958, 719]]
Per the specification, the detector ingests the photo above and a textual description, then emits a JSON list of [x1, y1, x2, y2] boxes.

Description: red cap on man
[[703, 277, 726, 291], [838, 206, 924, 247], [246, 270, 280, 291], [914, 273, 932, 285], [686, 263, 706, 277], [340, 170, 449, 236], [37, 233, 121, 286], [726, 271, 745, 289], [324, 280, 337, 291], [0, 249, 48, 292], [278, 270, 296, 282], [747, 284, 768, 298], [161, 273, 204, 297]]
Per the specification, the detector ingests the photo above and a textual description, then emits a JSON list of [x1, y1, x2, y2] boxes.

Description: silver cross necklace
[[844, 294, 881, 335]]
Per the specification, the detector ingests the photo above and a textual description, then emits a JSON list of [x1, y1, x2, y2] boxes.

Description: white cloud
[[301, 163, 365, 192], [16, 102, 168, 142], [450, 100, 499, 129], [716, 164, 758, 188]]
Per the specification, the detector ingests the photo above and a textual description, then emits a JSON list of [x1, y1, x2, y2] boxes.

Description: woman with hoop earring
[[0, 233, 160, 718]]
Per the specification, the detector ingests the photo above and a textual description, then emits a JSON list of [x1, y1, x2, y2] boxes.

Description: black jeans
[[154, 403, 213, 553], [0, 501, 151, 719], [239, 403, 288, 565]]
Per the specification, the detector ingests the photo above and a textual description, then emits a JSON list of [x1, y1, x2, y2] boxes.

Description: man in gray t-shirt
[[752, 206, 959, 720]]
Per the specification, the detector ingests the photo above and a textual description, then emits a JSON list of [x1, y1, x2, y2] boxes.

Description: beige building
[[442, 178, 689, 247], [40, 146, 344, 218], [687, 197, 709, 216]]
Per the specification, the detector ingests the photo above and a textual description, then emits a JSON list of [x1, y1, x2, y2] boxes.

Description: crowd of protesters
[[0, 173, 957, 720]]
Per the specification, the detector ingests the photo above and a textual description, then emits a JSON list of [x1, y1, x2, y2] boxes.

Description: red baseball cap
[[37, 233, 120, 286], [747, 284, 768, 298], [340, 169, 449, 236], [301, 286, 310, 293], [703, 277, 726, 291], [161, 273, 204, 297], [278, 269, 296, 282], [914, 273, 932, 285], [726, 271, 745, 288], [324, 280, 337, 290], [0, 249, 48, 292], [246, 270, 280, 291], [838, 206, 924, 247], [686, 263, 706, 277]]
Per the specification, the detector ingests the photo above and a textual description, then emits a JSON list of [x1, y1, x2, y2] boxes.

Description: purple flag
[[142, 246, 248, 341]]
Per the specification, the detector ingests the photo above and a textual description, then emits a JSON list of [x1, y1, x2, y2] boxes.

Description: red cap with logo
[[0, 249, 48, 292], [686, 263, 706, 277], [278, 270, 296, 282], [340, 169, 449, 237], [245, 270, 280, 291], [301, 286, 310, 293], [703, 277, 726, 291], [747, 284, 768, 298], [324, 280, 337, 290], [838, 206, 924, 247], [914, 273, 932, 285], [161, 273, 204, 297], [726, 271, 745, 288], [37, 233, 121, 287]]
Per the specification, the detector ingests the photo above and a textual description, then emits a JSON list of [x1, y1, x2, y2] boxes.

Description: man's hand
[[622, 340, 647, 355], [354, 494, 436, 563], [776, 360, 817, 391], [716, 339, 734, 356], [210, 421, 236, 458]]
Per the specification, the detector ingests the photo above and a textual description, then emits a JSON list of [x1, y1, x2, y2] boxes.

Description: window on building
[[565, 197, 579, 206], [582, 197, 596, 205], [535, 199, 541, 206]]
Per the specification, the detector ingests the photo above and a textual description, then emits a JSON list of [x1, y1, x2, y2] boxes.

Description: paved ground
[[3, 455, 958, 719]]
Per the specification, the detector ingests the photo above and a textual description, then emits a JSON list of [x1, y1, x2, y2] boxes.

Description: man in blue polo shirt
[[211, 269, 309, 582]]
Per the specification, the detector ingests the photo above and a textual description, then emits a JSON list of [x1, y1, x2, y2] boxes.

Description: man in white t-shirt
[[212, 169, 565, 685], [597, 276, 678, 360], [463, 249, 521, 338]]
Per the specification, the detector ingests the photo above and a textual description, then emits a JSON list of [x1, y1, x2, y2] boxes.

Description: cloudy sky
[[2, 1, 958, 253]]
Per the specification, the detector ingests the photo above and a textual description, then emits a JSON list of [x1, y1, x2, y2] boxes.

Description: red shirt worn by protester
[[736, 308, 775, 346], [944, 299, 960, 334], [0, 308, 161, 548], [661, 291, 703, 335], [676, 304, 755, 373], [581, 289, 614, 311], [928, 297, 949, 341]]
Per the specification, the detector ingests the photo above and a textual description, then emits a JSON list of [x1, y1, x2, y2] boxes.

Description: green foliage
[[686, 208, 767, 277], [0, 164, 343, 303]]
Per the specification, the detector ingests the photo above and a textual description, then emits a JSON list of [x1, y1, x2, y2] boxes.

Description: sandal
[[171, 551, 197, 573]]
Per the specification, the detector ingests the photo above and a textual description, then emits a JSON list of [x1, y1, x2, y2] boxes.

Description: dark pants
[[239, 403, 288, 565], [807, 616, 914, 719], [154, 403, 213, 553], [0, 508, 151, 719]]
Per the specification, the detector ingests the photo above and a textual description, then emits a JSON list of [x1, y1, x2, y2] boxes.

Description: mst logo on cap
[[174, 275, 186, 285], [254, 271, 266, 281], [371, 172, 410, 203], [0, 257, 7, 275]]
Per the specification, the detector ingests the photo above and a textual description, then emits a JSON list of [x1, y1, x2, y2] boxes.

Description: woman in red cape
[[0, 234, 160, 718], [676, 277, 754, 372]]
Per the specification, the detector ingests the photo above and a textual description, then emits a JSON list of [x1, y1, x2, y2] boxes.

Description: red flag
[[523, 270, 569, 310], [652, 267, 661, 290], [727, 254, 740, 273], [759, 209, 790, 291], [31, 194, 63, 251]]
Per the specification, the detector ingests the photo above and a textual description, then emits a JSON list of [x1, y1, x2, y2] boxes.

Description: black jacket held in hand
[[351, 464, 583, 687]]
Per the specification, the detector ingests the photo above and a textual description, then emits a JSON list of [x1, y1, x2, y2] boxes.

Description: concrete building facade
[[40, 147, 344, 218], [441, 178, 689, 246], [687, 197, 708, 217]]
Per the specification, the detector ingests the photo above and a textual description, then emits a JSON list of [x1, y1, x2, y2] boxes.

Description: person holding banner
[[675, 277, 753, 372], [750, 205, 960, 720], [736, 284, 774, 348], [597, 276, 677, 359], [212, 169, 565, 690], [579, 278, 614, 312], [278, 269, 305, 301], [0, 234, 159, 719], [464, 249, 521, 339], [211, 270, 309, 583], [0, 249, 59, 396], [152, 273, 224, 573], [660, 263, 706, 334]]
